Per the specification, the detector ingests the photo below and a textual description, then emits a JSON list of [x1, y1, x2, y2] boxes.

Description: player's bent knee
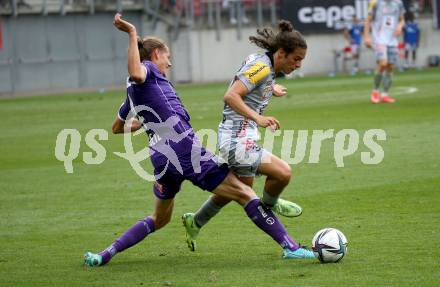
[[238, 183, 256, 203], [215, 173, 256, 205], [277, 164, 292, 185], [232, 181, 255, 204], [151, 214, 171, 230], [211, 194, 232, 207], [155, 218, 170, 230]]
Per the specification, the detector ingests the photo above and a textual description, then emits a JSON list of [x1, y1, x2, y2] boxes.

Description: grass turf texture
[[0, 69, 439, 286]]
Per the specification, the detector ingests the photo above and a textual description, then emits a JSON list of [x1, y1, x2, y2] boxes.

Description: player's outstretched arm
[[113, 13, 146, 84], [363, 15, 373, 48], [343, 28, 350, 44], [364, 0, 376, 48], [394, 15, 405, 37]]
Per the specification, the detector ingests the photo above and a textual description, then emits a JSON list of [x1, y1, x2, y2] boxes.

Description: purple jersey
[[119, 61, 194, 159], [126, 61, 191, 133], [118, 61, 229, 196], [117, 95, 132, 121]]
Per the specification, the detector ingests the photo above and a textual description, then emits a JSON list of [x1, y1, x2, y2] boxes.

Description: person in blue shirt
[[403, 11, 420, 68], [344, 16, 364, 74]]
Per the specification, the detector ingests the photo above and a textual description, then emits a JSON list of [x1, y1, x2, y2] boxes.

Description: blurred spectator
[[408, 0, 421, 18], [0, 0, 32, 9], [161, 0, 178, 14], [19, 0, 31, 8], [403, 11, 420, 68], [343, 16, 364, 75], [223, 0, 249, 25], [407, 0, 433, 16], [5, 0, 32, 8]]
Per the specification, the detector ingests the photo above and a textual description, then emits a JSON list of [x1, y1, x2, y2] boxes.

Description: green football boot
[[272, 198, 303, 218], [182, 213, 200, 252]]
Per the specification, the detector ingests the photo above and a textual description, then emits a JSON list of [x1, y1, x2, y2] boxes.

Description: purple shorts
[[151, 136, 229, 200]]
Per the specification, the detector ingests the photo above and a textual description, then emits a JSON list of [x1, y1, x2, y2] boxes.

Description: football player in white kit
[[364, 0, 405, 103], [182, 21, 316, 260]]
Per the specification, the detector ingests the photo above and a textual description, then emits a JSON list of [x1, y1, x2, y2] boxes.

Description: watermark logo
[[54, 108, 386, 181], [54, 128, 107, 173], [114, 105, 191, 181]]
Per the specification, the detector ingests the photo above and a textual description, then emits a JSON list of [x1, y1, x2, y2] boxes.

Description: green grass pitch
[[1, 69, 439, 286]]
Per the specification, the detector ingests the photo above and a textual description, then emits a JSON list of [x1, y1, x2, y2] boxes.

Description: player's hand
[[255, 115, 280, 131], [127, 118, 143, 132], [364, 36, 372, 48], [394, 26, 403, 37], [113, 13, 136, 34], [273, 84, 287, 97]]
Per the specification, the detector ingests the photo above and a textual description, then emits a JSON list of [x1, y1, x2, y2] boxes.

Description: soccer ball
[[312, 228, 348, 263]]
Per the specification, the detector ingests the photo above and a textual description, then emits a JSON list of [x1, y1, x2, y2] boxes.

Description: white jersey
[[219, 53, 275, 141], [369, 0, 405, 46]]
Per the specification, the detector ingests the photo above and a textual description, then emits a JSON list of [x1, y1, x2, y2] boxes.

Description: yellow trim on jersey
[[368, 0, 377, 13], [243, 62, 271, 85]]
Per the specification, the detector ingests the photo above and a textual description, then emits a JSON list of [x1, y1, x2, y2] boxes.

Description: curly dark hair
[[249, 20, 307, 54]]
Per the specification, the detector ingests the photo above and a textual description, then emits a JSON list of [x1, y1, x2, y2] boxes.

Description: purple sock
[[244, 198, 299, 251], [99, 216, 155, 264]]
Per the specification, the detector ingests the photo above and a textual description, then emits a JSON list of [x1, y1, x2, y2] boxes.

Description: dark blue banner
[[280, 0, 370, 33], [280, 0, 413, 34]]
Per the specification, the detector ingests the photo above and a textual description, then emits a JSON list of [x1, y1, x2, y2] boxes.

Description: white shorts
[[374, 43, 398, 65], [217, 130, 270, 177]]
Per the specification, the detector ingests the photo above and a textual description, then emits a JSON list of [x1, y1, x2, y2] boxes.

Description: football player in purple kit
[[84, 13, 315, 267]]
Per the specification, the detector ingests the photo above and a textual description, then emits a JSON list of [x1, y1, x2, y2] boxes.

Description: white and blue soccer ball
[[312, 228, 348, 263]]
